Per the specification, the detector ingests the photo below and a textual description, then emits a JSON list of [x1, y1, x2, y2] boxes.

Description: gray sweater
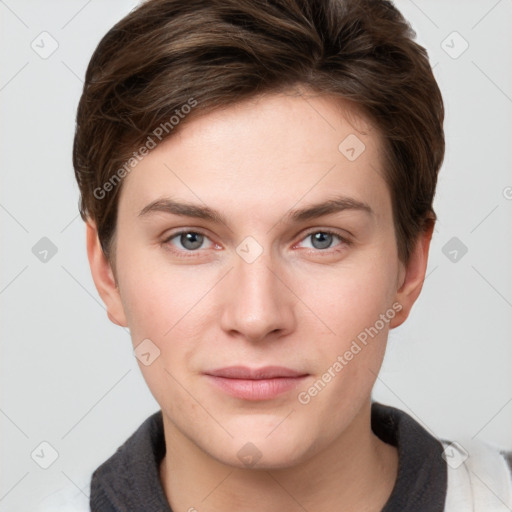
[[89, 402, 459, 511]]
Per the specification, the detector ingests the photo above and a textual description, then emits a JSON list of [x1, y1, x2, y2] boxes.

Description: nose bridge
[[235, 250, 278, 304], [219, 241, 295, 341]]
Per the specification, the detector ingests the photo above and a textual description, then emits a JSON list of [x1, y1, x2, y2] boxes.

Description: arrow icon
[[31, 441, 59, 468], [31, 31, 59, 60], [237, 442, 262, 466], [32, 237, 58, 262], [442, 237, 467, 263], [236, 236, 263, 263], [338, 134, 365, 161], [442, 442, 468, 468], [134, 339, 160, 366], [441, 32, 469, 60]]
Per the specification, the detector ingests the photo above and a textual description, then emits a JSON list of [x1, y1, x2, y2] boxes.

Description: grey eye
[[309, 232, 335, 250], [179, 232, 204, 250]]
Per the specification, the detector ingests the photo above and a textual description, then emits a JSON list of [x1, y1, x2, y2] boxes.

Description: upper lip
[[205, 366, 308, 379]]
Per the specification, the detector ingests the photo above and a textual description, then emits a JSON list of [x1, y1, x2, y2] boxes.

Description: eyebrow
[[138, 195, 374, 225]]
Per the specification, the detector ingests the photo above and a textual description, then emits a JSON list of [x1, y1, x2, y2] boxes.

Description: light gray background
[[1, 0, 511, 510]]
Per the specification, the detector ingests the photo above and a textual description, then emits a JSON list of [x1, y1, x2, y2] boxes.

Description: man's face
[[106, 91, 407, 468]]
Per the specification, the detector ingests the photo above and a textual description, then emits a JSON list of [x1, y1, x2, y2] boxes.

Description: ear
[[86, 220, 128, 327], [389, 222, 434, 328]]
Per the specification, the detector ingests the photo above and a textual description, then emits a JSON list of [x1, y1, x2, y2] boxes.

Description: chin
[[208, 429, 312, 470]]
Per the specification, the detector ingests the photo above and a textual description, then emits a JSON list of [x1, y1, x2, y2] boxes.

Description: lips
[[206, 366, 307, 379], [204, 366, 309, 400]]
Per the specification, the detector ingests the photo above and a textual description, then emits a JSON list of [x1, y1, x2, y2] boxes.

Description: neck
[[159, 401, 399, 512]]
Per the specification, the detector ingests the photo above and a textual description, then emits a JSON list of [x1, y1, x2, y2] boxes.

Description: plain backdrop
[[1, 0, 511, 510]]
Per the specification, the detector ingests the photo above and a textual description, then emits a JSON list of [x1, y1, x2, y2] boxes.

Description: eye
[[297, 230, 350, 252], [162, 228, 351, 257], [163, 230, 215, 252]]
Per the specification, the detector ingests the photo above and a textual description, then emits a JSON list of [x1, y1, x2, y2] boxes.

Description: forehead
[[117, 91, 389, 223], [165, 91, 376, 162]]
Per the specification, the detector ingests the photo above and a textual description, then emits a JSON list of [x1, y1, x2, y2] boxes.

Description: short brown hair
[[73, 0, 444, 265]]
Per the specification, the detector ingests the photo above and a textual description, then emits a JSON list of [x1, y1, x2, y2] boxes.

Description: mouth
[[204, 366, 309, 401]]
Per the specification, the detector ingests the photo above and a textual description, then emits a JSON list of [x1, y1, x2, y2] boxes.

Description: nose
[[219, 248, 297, 344]]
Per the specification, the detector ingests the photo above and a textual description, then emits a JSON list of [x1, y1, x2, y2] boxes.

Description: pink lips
[[205, 366, 309, 401]]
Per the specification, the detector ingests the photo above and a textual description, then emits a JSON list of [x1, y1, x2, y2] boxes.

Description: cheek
[[294, 264, 396, 426], [115, 250, 218, 394], [116, 247, 201, 341], [297, 253, 397, 338], [116, 257, 208, 407], [296, 252, 398, 406]]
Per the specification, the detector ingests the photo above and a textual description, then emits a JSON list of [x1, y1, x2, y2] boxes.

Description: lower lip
[[206, 375, 308, 401]]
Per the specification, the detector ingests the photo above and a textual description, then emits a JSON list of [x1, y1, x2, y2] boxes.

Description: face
[[89, 90, 427, 469]]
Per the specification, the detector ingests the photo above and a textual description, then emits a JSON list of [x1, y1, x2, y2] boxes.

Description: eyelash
[[161, 228, 352, 258]]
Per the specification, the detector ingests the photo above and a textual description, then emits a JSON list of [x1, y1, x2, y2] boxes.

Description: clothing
[[35, 402, 512, 511]]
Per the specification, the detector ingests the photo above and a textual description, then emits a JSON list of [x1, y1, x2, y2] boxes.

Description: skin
[[87, 89, 433, 511]]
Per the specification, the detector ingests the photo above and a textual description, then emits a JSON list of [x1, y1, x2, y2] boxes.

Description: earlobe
[[389, 223, 434, 329], [85, 220, 128, 327]]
